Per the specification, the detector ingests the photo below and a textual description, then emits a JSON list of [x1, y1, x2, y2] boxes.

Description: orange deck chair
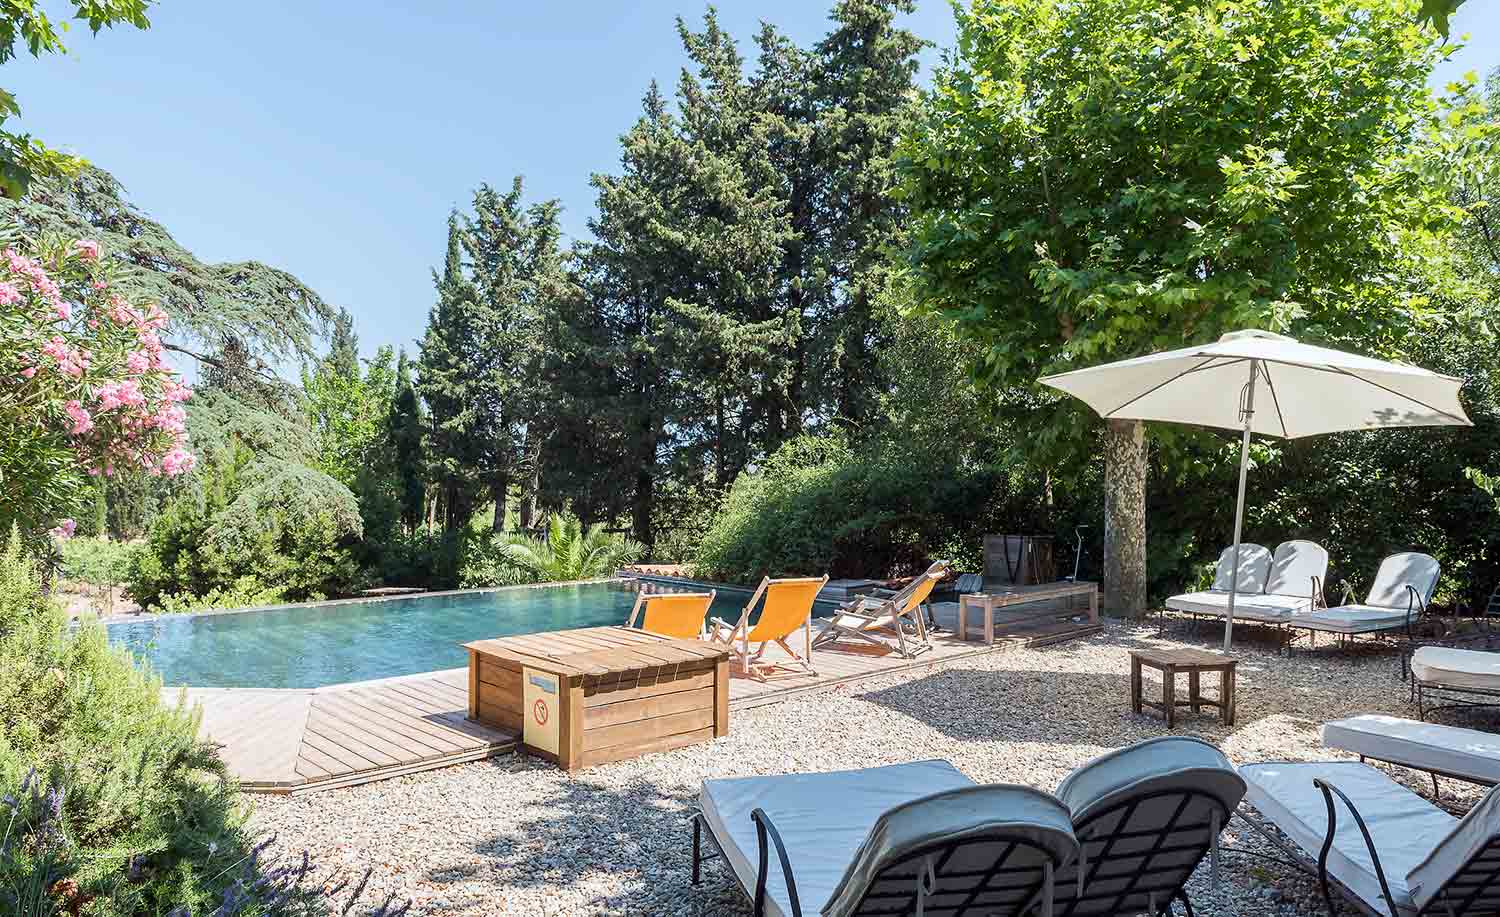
[[813, 560, 949, 658], [626, 588, 716, 640], [709, 575, 829, 681]]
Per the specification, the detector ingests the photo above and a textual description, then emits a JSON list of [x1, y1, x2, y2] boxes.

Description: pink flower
[[54, 300, 70, 322], [20, 366, 35, 378], [0, 283, 19, 305], [92, 279, 107, 291], [71, 240, 100, 261], [159, 447, 196, 476], [48, 518, 76, 539], [64, 400, 93, 435], [125, 351, 150, 374]]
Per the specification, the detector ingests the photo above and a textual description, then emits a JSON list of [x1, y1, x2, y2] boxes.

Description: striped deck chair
[[627, 588, 716, 640], [814, 560, 950, 659], [710, 575, 829, 682]]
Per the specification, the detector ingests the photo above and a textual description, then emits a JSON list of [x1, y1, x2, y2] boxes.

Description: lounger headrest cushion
[[1408, 783, 1500, 912], [821, 784, 1079, 917], [1264, 540, 1329, 598], [1056, 737, 1247, 825], [1367, 552, 1441, 609], [1212, 544, 1272, 593]]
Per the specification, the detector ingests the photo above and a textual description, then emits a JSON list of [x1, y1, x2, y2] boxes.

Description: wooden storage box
[[464, 626, 729, 771]]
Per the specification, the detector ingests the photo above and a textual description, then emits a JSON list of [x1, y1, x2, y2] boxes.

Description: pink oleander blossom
[[72, 240, 99, 261], [0, 283, 20, 305], [159, 447, 196, 476], [125, 351, 150, 374], [64, 400, 93, 435], [48, 519, 76, 539]]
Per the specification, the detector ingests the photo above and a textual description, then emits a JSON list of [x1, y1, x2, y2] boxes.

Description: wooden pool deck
[[185, 613, 1098, 794]]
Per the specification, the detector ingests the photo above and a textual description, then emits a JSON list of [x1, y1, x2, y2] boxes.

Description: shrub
[[498, 513, 642, 582], [457, 535, 539, 588], [691, 435, 1067, 582], [127, 443, 363, 611], [0, 531, 254, 915], [0, 236, 195, 544]]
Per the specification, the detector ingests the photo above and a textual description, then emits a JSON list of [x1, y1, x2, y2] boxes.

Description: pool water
[[108, 581, 831, 689]]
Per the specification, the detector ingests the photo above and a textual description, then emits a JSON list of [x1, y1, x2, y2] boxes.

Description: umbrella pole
[[1223, 362, 1257, 653]]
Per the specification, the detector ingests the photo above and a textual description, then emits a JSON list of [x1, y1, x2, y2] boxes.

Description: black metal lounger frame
[[1049, 785, 1234, 917], [1235, 783, 1500, 917], [691, 808, 1074, 917], [691, 792, 1219, 917]]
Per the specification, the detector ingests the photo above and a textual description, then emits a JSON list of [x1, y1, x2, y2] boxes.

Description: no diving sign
[[522, 668, 560, 756]]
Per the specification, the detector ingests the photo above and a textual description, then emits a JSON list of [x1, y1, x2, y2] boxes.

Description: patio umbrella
[[1039, 329, 1471, 651]]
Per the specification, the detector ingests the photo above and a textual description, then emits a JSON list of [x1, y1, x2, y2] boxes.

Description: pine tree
[[417, 214, 484, 530], [390, 350, 425, 530]]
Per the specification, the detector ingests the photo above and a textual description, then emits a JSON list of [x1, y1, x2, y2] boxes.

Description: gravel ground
[[249, 619, 1497, 916]]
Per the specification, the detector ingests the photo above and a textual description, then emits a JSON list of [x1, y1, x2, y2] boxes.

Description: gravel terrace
[[249, 619, 1497, 916]]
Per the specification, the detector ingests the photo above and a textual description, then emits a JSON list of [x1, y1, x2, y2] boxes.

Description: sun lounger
[[709, 575, 829, 682], [692, 737, 1241, 916], [1323, 714, 1500, 788], [1164, 541, 1328, 647], [1051, 736, 1246, 916], [1298, 553, 1441, 639], [626, 588, 715, 639], [693, 760, 1079, 917], [1411, 646, 1500, 720], [1240, 760, 1500, 916], [814, 560, 948, 659]]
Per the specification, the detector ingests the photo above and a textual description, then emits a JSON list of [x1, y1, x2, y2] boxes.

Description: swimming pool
[[108, 580, 833, 689]]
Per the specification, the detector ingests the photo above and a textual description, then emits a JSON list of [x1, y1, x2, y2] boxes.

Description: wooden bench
[[464, 626, 730, 771], [957, 581, 1099, 645]]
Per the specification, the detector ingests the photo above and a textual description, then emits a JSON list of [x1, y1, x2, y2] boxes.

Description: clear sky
[[11, 1, 1500, 363]]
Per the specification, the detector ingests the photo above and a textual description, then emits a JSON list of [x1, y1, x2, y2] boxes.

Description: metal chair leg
[[692, 814, 702, 885]]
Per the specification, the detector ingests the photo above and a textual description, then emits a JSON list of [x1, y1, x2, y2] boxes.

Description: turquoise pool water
[[108, 581, 830, 689]]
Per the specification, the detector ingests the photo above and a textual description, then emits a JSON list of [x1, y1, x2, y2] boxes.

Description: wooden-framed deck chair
[[1050, 736, 1245, 916], [1240, 760, 1500, 916], [692, 759, 1080, 917], [626, 588, 716, 640], [813, 560, 950, 659], [710, 575, 829, 682]]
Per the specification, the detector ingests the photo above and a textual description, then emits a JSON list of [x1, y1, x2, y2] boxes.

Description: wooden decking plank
[[346, 685, 502, 742], [322, 692, 475, 752], [300, 728, 385, 773], [313, 695, 463, 756], [304, 708, 407, 766]]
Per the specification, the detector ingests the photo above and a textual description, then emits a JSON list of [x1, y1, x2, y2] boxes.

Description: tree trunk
[[489, 471, 509, 533], [1102, 419, 1148, 618]]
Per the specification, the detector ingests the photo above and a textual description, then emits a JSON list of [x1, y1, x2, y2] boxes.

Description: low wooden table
[[957, 581, 1099, 644], [1130, 648, 1238, 728], [464, 626, 730, 771]]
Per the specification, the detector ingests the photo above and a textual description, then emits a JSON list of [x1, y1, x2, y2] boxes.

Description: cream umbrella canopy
[[1040, 329, 1471, 651]]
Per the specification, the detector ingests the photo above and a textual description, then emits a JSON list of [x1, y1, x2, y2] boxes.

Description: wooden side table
[[1130, 648, 1237, 728]]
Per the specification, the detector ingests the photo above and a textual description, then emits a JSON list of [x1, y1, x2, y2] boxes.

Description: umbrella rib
[[1103, 356, 1225, 418], [1320, 366, 1471, 426], [1258, 361, 1290, 438]]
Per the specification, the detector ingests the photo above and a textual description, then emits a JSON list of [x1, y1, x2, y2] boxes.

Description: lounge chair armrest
[[751, 808, 802, 917], [1312, 777, 1401, 917], [1339, 579, 1357, 607], [1312, 575, 1325, 610], [1405, 583, 1428, 640]]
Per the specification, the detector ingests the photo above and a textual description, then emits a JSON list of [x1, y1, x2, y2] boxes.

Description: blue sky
[[11, 1, 1500, 363]]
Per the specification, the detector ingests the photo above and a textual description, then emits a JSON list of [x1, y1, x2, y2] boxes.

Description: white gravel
[[249, 619, 1498, 916]]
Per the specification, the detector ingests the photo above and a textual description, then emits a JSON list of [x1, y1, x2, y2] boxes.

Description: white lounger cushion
[[1264, 540, 1329, 598], [700, 760, 975, 917], [1241, 761, 1458, 914], [1210, 544, 1271, 592], [1367, 552, 1441, 609], [1298, 605, 1411, 634], [1323, 714, 1500, 785], [1164, 591, 1312, 622], [1411, 646, 1500, 690]]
